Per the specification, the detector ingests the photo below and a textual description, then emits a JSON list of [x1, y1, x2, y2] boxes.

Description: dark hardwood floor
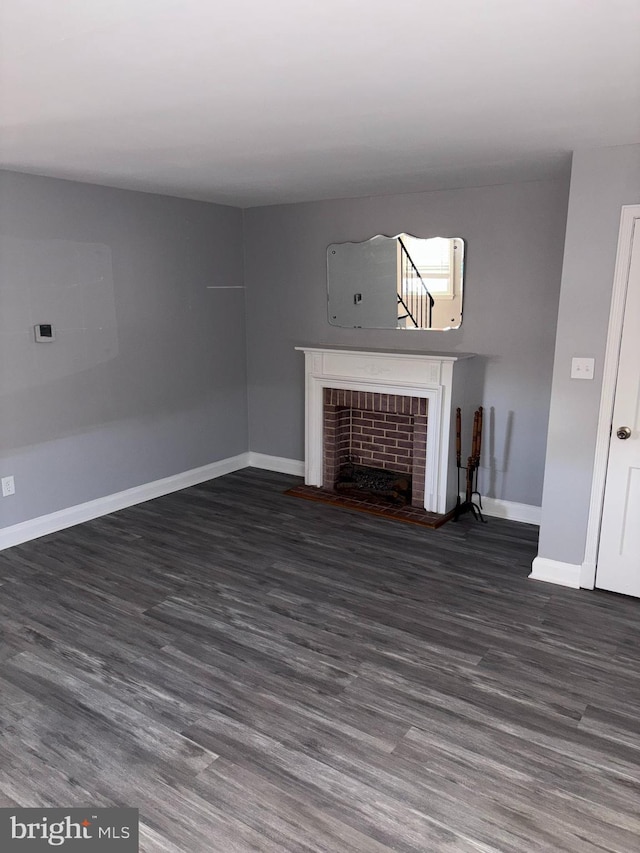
[[1, 468, 639, 852]]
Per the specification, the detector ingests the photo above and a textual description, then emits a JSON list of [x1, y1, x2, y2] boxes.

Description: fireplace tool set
[[454, 406, 486, 522]]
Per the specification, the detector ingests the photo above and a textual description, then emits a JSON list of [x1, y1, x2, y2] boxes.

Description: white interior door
[[597, 221, 640, 596]]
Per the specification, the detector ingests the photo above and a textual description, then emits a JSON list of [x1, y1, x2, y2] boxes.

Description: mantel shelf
[[295, 345, 475, 361]]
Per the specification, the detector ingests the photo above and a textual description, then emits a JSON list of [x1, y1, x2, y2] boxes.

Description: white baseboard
[[459, 495, 541, 525], [579, 561, 596, 590], [0, 453, 250, 551], [529, 556, 582, 589], [247, 452, 305, 477], [0, 450, 539, 552]]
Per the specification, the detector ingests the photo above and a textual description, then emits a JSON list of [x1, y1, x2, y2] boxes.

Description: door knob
[[616, 426, 632, 440]]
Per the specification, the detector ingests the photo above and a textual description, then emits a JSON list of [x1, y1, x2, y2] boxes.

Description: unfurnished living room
[[1, 1, 640, 851]]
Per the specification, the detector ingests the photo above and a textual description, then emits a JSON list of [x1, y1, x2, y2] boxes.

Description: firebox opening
[[322, 388, 428, 509], [335, 462, 412, 506]]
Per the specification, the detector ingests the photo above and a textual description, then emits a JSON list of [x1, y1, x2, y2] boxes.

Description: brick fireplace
[[322, 388, 428, 507], [297, 346, 473, 515]]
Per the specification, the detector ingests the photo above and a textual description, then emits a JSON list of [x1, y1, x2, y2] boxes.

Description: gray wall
[[537, 144, 640, 565], [0, 170, 247, 529], [244, 177, 570, 507]]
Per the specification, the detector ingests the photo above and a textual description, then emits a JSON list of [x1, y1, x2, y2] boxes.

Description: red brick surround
[[323, 389, 428, 507]]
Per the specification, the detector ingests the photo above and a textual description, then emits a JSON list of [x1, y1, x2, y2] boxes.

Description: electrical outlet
[[1, 475, 15, 497]]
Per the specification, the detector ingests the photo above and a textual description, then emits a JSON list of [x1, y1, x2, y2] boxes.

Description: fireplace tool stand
[[454, 406, 487, 523]]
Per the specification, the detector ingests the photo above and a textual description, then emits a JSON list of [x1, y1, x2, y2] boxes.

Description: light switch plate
[[571, 357, 595, 379]]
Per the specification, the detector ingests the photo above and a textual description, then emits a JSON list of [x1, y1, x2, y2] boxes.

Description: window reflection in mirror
[[327, 234, 464, 330]]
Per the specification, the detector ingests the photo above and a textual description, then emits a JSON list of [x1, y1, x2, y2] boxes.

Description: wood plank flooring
[[1, 468, 639, 852]]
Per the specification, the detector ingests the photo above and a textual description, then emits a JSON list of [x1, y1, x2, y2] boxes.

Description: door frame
[[582, 205, 640, 589]]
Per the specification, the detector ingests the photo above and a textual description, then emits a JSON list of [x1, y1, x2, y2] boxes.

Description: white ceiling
[[1, 0, 639, 207]]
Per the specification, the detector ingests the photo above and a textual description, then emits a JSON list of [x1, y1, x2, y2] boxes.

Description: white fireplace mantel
[[296, 346, 475, 515]]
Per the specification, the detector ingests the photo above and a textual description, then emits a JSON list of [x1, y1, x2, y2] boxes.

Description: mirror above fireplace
[[327, 234, 464, 331]]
